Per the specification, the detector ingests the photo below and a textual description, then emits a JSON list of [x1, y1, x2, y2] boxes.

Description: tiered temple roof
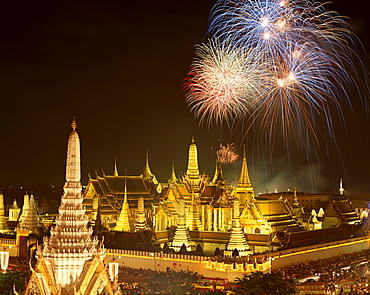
[[254, 199, 305, 232], [84, 174, 158, 218], [325, 199, 361, 225]]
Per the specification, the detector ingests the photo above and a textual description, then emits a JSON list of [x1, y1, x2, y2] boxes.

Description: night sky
[[0, 0, 369, 195]]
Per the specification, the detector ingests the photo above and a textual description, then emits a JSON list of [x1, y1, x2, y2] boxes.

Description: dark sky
[[0, 0, 369, 195]]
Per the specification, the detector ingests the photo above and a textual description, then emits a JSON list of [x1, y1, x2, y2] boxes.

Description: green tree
[[144, 270, 199, 295], [234, 271, 295, 295], [0, 270, 29, 295]]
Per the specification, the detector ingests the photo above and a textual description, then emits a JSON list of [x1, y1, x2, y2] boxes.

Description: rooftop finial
[[294, 177, 297, 197], [339, 178, 344, 195], [71, 116, 77, 130], [237, 144, 251, 188], [114, 157, 119, 176]]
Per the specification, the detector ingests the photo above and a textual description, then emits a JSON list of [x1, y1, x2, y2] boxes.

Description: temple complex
[[0, 120, 363, 269], [80, 137, 361, 255]]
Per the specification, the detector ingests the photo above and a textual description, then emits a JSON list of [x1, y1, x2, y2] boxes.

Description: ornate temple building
[[0, 120, 362, 269], [83, 152, 160, 229], [23, 119, 120, 295], [81, 137, 362, 255]]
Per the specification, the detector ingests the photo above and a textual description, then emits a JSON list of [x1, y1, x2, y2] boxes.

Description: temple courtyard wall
[[106, 237, 370, 281], [270, 237, 370, 269], [1, 236, 370, 282]]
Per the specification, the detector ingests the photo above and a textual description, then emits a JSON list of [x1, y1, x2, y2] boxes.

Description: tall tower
[[19, 193, 30, 222], [0, 192, 10, 234], [41, 118, 101, 287], [185, 137, 201, 193], [24, 119, 119, 295], [135, 196, 147, 231], [15, 194, 41, 257], [171, 197, 195, 252], [225, 197, 251, 256], [115, 179, 131, 232], [235, 145, 254, 205], [16, 194, 40, 234]]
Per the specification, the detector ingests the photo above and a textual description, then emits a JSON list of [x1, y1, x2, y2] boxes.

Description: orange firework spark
[[216, 143, 240, 164]]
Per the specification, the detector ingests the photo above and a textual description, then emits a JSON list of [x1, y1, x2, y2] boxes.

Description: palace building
[[81, 133, 361, 255]]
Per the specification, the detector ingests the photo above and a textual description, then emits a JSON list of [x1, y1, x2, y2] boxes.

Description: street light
[[0, 251, 9, 273]]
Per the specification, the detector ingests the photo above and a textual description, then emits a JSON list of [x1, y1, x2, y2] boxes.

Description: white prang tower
[[24, 119, 120, 295]]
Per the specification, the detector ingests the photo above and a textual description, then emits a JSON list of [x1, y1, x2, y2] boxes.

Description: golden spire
[[293, 177, 299, 204], [115, 176, 131, 232], [66, 117, 81, 182], [142, 149, 153, 179], [169, 161, 177, 184], [212, 159, 224, 184], [185, 137, 201, 192], [339, 178, 344, 195], [113, 157, 119, 176], [238, 145, 251, 188], [292, 177, 302, 217], [71, 116, 77, 130], [186, 137, 200, 179]]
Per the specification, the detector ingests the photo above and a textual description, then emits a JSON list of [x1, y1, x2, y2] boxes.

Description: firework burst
[[216, 143, 240, 164], [183, 39, 261, 126], [185, 0, 366, 150]]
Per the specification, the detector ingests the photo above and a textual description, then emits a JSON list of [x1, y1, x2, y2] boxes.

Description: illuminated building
[[170, 197, 196, 251], [225, 197, 251, 256], [8, 199, 21, 221], [83, 155, 159, 229], [0, 192, 11, 234], [19, 192, 29, 222], [81, 136, 361, 255], [16, 194, 40, 234], [23, 119, 120, 295], [16, 193, 41, 257], [114, 178, 131, 232]]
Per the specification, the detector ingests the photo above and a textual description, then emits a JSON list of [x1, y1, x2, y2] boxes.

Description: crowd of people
[[273, 249, 370, 294], [117, 249, 370, 294]]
